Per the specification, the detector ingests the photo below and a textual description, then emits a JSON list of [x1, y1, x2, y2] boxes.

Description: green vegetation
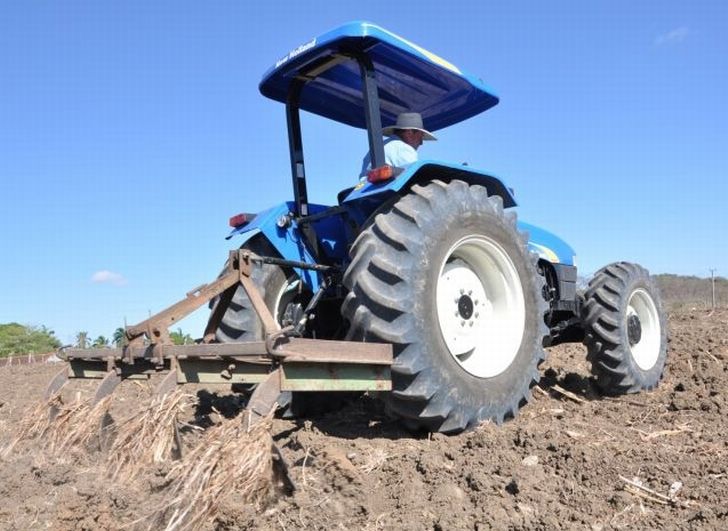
[[113, 327, 128, 347], [93, 335, 110, 348], [170, 328, 194, 345], [75, 331, 89, 349], [0, 323, 61, 357], [72, 327, 195, 349]]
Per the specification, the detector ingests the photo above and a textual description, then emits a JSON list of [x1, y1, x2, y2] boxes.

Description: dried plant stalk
[[1, 394, 63, 459], [106, 389, 191, 482], [157, 412, 275, 531], [47, 395, 113, 455], [2, 392, 112, 459]]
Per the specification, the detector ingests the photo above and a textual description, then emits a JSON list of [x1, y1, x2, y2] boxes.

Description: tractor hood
[[259, 21, 499, 131]]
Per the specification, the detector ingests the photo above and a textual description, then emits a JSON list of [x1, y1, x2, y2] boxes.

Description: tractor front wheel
[[582, 262, 668, 394]]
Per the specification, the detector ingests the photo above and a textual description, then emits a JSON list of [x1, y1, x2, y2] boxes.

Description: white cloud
[[91, 270, 127, 286], [655, 27, 690, 46]]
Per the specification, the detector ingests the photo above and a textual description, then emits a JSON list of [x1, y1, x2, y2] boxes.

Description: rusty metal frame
[[57, 250, 393, 394]]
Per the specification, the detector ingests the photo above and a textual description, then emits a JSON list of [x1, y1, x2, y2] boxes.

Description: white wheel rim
[[627, 288, 661, 370], [436, 235, 526, 378], [273, 278, 301, 325]]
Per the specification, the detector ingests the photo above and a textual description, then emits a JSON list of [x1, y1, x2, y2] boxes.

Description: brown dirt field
[[1, 309, 726, 530]]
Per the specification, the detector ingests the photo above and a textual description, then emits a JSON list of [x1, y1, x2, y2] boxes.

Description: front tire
[[342, 180, 548, 433], [582, 262, 668, 394]]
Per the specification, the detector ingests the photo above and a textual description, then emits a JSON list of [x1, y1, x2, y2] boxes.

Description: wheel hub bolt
[[457, 295, 474, 320], [627, 314, 642, 346]]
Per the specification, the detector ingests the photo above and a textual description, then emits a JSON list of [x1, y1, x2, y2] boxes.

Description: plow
[[45, 249, 392, 465], [8, 249, 393, 527], [50, 249, 392, 425], [8, 20, 668, 528]]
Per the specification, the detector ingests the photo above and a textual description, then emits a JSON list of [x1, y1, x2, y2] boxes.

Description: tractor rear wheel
[[211, 238, 307, 344], [582, 262, 667, 394], [208, 238, 354, 416], [342, 180, 548, 433]]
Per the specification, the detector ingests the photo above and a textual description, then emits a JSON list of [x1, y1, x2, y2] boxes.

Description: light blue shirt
[[359, 137, 418, 178]]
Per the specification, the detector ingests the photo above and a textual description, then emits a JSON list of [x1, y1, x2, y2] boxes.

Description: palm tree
[[75, 331, 89, 349], [113, 327, 128, 347], [93, 335, 109, 348], [170, 328, 193, 345]]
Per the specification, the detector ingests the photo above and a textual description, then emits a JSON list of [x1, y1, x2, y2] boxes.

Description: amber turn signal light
[[229, 213, 255, 228], [367, 165, 398, 183]]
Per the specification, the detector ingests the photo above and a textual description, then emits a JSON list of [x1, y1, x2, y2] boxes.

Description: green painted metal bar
[[176, 359, 270, 385], [281, 363, 391, 392]]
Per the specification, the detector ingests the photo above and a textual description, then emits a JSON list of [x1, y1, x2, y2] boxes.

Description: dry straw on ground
[[1, 393, 62, 459], [156, 411, 275, 531], [106, 389, 192, 482], [47, 395, 113, 455], [2, 392, 112, 459]]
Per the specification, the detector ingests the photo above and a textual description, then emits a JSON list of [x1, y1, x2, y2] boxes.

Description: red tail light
[[229, 213, 255, 228], [367, 165, 397, 183]]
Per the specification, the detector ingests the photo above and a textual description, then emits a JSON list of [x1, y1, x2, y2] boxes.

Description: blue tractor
[[208, 22, 668, 432], [55, 22, 668, 435]]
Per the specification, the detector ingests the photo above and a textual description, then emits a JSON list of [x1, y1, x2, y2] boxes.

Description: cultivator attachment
[[41, 249, 391, 474], [51, 249, 391, 402]]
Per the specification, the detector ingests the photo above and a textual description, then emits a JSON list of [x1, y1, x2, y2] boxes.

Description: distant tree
[[93, 335, 110, 348], [113, 327, 128, 348], [0, 323, 61, 357], [655, 274, 728, 309], [76, 331, 89, 349], [170, 328, 194, 345]]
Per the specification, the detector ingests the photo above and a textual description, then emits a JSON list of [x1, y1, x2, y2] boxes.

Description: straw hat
[[382, 112, 437, 141]]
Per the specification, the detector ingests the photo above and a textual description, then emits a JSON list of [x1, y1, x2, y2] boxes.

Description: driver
[[359, 112, 437, 177]]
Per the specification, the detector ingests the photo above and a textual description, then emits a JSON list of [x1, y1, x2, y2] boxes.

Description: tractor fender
[[339, 161, 575, 265], [226, 202, 322, 291], [340, 159, 517, 208]]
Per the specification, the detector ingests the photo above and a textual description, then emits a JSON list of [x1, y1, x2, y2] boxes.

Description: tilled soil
[[0, 309, 726, 530]]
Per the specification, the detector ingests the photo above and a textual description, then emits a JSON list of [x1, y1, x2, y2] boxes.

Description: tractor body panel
[[229, 202, 321, 291], [227, 170, 574, 298], [341, 160, 517, 208], [518, 221, 576, 267]]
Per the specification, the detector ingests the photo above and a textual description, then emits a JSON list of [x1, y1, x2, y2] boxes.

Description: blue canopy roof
[[259, 21, 499, 131]]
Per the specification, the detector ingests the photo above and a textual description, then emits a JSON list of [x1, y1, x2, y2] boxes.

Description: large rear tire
[[582, 262, 667, 394], [211, 238, 305, 344], [208, 238, 354, 416], [342, 180, 548, 433]]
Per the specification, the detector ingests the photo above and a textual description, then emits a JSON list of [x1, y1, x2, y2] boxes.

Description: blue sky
[[1, 1, 726, 344]]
